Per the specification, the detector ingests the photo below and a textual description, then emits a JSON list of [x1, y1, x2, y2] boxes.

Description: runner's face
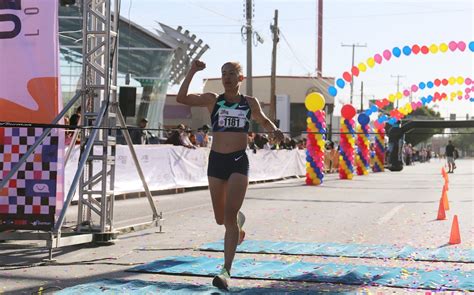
[[221, 64, 242, 90]]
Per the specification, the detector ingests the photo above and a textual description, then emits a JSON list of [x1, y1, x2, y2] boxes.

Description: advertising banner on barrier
[[65, 146, 306, 198], [0, 0, 63, 230]]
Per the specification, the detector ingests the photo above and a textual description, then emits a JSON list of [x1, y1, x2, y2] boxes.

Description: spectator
[[165, 124, 195, 149], [69, 106, 81, 127], [196, 124, 210, 147], [445, 140, 456, 173], [130, 118, 151, 144]]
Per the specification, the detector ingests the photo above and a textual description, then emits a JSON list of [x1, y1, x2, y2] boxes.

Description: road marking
[[377, 205, 404, 225]]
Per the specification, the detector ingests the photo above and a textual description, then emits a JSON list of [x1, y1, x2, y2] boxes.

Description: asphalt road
[[0, 158, 472, 294]]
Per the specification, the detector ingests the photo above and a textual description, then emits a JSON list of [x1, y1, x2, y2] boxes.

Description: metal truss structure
[[0, 0, 163, 260]]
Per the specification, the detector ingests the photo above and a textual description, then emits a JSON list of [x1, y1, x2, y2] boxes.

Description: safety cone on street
[[436, 197, 446, 220], [448, 215, 461, 245], [441, 167, 447, 179], [442, 186, 450, 211]]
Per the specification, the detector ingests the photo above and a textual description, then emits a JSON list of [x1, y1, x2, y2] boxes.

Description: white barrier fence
[[65, 145, 306, 200]]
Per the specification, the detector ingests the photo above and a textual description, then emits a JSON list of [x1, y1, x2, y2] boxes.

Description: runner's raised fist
[[191, 60, 206, 72]]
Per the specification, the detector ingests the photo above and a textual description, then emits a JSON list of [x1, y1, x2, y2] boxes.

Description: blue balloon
[[388, 118, 397, 125], [469, 41, 474, 52], [421, 97, 427, 104], [328, 86, 338, 96], [427, 95, 433, 103], [365, 110, 372, 116], [370, 105, 378, 113], [392, 47, 401, 57], [336, 78, 346, 88], [418, 82, 426, 90], [402, 45, 412, 56], [357, 113, 370, 125], [427, 81, 434, 88], [470, 97, 474, 102]]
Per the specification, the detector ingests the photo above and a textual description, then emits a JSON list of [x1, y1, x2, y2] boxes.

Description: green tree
[[403, 107, 443, 146], [451, 128, 474, 156]]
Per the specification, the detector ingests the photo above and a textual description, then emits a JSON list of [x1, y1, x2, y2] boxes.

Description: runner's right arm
[[177, 60, 216, 107]]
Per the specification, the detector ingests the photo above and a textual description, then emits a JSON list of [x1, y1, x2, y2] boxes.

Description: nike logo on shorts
[[234, 155, 244, 161]]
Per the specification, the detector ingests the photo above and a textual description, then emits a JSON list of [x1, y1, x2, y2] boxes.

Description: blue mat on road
[[56, 279, 339, 294], [128, 256, 474, 291], [199, 240, 474, 263]]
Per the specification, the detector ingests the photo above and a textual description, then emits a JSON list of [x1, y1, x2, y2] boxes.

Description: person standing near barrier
[[176, 60, 284, 290]]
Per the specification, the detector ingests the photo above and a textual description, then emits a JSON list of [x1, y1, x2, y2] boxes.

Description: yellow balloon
[[457, 90, 463, 97], [312, 178, 321, 185], [388, 94, 396, 102], [358, 63, 367, 72], [450, 92, 456, 98], [395, 92, 403, 99], [306, 162, 311, 168], [367, 57, 375, 68], [305, 92, 326, 112], [306, 117, 312, 124], [429, 44, 438, 54], [439, 43, 448, 52], [456, 76, 464, 85], [448, 77, 455, 85]]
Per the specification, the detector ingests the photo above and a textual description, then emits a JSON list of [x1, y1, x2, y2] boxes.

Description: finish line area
[[2, 159, 472, 293]]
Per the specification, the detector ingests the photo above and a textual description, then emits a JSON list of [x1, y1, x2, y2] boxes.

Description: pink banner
[[0, 0, 63, 230]]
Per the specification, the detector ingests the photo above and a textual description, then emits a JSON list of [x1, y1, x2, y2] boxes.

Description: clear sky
[[121, 0, 474, 119]]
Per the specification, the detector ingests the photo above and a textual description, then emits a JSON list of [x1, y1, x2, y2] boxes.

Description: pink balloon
[[448, 41, 457, 51], [465, 94, 470, 99], [458, 41, 466, 51], [416, 101, 422, 107], [411, 102, 417, 109], [465, 78, 472, 85], [458, 96, 463, 100], [411, 85, 418, 92], [466, 88, 471, 94], [374, 54, 383, 64], [383, 50, 392, 60], [403, 90, 410, 97]]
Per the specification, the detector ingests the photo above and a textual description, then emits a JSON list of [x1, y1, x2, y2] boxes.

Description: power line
[[341, 43, 367, 105]]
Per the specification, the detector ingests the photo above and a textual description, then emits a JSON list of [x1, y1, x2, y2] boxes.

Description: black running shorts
[[207, 150, 249, 180]]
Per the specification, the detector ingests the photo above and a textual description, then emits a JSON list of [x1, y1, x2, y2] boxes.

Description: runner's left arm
[[247, 97, 284, 142]]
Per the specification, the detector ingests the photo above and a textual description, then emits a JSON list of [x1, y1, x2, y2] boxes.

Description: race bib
[[217, 109, 247, 128]]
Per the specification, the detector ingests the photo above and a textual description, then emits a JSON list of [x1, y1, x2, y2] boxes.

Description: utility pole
[[391, 74, 406, 108], [269, 9, 279, 123], [341, 43, 367, 104], [245, 0, 253, 97], [360, 81, 364, 112], [316, 0, 323, 77]]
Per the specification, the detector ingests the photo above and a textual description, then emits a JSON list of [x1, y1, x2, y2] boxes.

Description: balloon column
[[355, 113, 370, 176], [339, 104, 356, 180], [372, 121, 385, 172], [305, 92, 326, 185]]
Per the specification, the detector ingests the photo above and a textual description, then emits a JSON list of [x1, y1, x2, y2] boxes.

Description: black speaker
[[119, 87, 137, 117]]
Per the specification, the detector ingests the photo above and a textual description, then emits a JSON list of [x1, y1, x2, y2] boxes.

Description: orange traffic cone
[[441, 167, 447, 179], [442, 187, 450, 211], [436, 197, 446, 220], [448, 215, 461, 244]]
